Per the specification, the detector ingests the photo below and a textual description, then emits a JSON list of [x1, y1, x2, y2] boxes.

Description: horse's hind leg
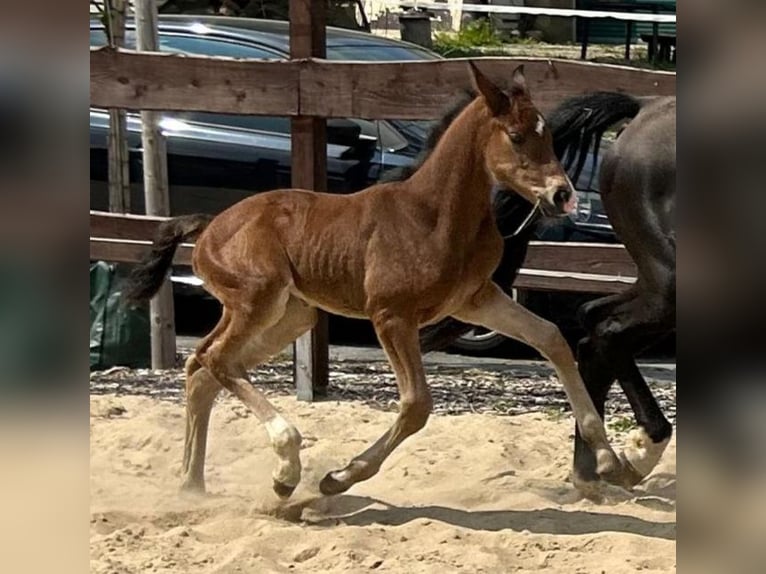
[[576, 287, 674, 489], [196, 290, 317, 498], [454, 282, 622, 483], [181, 311, 230, 493], [612, 351, 673, 485], [182, 355, 223, 492], [598, 292, 674, 486]]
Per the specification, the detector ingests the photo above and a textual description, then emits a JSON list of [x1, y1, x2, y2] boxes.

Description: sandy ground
[[91, 391, 675, 573]]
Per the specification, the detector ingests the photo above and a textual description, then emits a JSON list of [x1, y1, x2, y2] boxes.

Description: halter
[[502, 198, 541, 239]]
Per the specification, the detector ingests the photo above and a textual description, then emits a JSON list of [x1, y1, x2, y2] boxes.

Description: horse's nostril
[[553, 186, 571, 206]]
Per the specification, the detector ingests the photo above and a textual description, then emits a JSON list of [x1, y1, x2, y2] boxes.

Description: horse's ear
[[468, 61, 510, 116], [511, 65, 530, 98]]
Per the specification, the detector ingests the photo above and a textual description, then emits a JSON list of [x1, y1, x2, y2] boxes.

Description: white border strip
[[518, 268, 637, 284], [397, 1, 676, 24]]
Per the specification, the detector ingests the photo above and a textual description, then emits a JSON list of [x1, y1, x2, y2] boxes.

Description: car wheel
[[451, 326, 507, 353], [451, 288, 523, 354]]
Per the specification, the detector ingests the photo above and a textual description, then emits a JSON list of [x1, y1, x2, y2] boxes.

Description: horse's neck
[[407, 99, 494, 236]]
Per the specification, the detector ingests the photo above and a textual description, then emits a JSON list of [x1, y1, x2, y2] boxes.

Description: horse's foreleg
[[320, 314, 432, 495]]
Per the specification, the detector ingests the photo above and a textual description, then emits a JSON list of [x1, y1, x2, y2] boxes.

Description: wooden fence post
[[290, 0, 329, 401], [135, 0, 176, 369], [106, 0, 130, 213]]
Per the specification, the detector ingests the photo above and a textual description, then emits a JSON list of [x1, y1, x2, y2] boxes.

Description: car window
[[327, 44, 437, 61], [172, 112, 292, 135], [348, 118, 408, 151], [576, 157, 600, 191], [155, 34, 283, 59], [90, 28, 282, 60]]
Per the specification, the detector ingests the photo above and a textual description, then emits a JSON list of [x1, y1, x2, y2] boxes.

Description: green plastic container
[[90, 261, 150, 370]]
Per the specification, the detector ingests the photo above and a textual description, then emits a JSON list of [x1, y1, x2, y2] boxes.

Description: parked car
[[90, 15, 616, 353]]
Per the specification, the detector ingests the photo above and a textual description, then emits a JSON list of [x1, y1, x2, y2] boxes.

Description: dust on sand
[[91, 394, 675, 573]]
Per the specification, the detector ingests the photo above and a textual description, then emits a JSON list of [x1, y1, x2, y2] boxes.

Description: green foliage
[[608, 415, 637, 434], [432, 19, 502, 57], [541, 406, 567, 422]]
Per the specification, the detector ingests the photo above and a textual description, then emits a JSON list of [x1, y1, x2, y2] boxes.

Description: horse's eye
[[508, 131, 525, 145]]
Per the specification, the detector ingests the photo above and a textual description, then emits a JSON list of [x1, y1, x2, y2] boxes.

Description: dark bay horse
[[421, 92, 676, 496], [562, 94, 676, 494], [123, 65, 626, 499]]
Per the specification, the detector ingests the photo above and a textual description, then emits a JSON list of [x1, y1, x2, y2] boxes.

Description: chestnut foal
[[125, 64, 624, 499]]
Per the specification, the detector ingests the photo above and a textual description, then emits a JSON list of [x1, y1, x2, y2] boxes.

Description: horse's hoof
[[572, 473, 606, 503], [614, 452, 648, 488], [319, 471, 351, 496], [180, 479, 206, 495], [273, 479, 297, 499], [595, 449, 622, 479]]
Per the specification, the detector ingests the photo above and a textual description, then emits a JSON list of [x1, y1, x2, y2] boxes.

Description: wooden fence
[[90, 12, 672, 399], [90, 211, 637, 295]]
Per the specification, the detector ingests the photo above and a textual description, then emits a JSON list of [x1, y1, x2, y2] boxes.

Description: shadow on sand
[[307, 494, 676, 541]]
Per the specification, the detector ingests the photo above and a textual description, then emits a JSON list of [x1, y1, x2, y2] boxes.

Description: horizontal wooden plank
[[299, 58, 674, 119], [90, 46, 300, 116], [90, 211, 165, 240], [521, 241, 636, 277], [91, 48, 675, 119], [514, 269, 634, 294], [90, 237, 193, 266]]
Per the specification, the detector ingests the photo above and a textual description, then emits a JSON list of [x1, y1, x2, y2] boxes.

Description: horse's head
[[469, 62, 577, 215]]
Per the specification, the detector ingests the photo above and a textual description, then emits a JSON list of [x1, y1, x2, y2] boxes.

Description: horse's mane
[[379, 90, 476, 184]]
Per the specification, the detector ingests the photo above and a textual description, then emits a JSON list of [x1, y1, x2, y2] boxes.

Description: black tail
[[121, 214, 214, 306], [548, 92, 642, 187]]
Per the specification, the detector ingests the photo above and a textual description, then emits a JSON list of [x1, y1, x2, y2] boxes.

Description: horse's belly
[[289, 266, 369, 318]]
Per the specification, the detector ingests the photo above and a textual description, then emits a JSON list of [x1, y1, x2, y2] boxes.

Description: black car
[[90, 15, 615, 352], [89, 16, 441, 212]]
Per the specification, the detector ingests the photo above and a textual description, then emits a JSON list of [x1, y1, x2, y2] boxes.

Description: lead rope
[[502, 198, 541, 239]]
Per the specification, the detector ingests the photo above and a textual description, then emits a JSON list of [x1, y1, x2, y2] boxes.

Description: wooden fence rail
[[90, 211, 636, 294], [90, 48, 675, 119]]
